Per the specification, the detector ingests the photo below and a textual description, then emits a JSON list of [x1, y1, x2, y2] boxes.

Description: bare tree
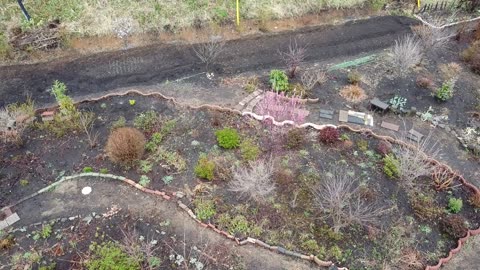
[[193, 36, 225, 71], [412, 23, 453, 52], [391, 35, 423, 76], [314, 168, 389, 233], [393, 133, 439, 187], [278, 38, 307, 78], [301, 69, 327, 91], [229, 158, 276, 203], [79, 111, 99, 148]]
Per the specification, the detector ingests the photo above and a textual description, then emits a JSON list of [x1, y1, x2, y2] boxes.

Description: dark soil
[[1, 93, 479, 270], [0, 16, 418, 107]]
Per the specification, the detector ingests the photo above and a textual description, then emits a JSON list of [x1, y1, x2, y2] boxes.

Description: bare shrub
[[416, 75, 435, 90], [393, 133, 439, 187], [120, 228, 159, 270], [391, 35, 423, 76], [339, 85, 367, 103], [79, 111, 100, 148], [278, 38, 306, 78], [301, 69, 327, 91], [229, 158, 275, 202], [314, 168, 389, 233], [193, 36, 225, 71], [105, 127, 146, 166], [412, 24, 453, 51], [0, 106, 27, 145]]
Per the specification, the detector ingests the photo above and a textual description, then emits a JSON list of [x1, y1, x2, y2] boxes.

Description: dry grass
[[339, 85, 367, 103], [105, 127, 146, 166], [0, 0, 372, 37], [301, 69, 327, 91], [391, 35, 423, 76], [412, 23, 453, 51]]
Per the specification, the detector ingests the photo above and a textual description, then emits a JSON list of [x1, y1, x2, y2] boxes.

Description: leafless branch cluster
[[193, 36, 225, 71], [314, 168, 389, 233], [301, 69, 327, 91], [0, 107, 25, 145], [391, 35, 423, 76], [120, 229, 160, 270], [412, 23, 453, 52], [278, 38, 307, 78], [393, 133, 439, 187], [79, 111, 99, 148], [229, 158, 276, 203]]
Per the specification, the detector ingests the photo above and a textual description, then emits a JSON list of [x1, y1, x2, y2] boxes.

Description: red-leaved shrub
[[377, 140, 392, 156], [319, 127, 339, 144], [416, 76, 434, 89]]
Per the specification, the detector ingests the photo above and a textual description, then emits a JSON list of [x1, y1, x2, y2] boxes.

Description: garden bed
[[1, 93, 479, 269]]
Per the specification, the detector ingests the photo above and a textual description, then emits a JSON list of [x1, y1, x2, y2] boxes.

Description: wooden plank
[[339, 110, 349, 122], [406, 133, 420, 143], [380, 121, 399, 131], [370, 98, 389, 110]]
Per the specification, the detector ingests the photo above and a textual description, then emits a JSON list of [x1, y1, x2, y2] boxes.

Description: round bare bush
[[339, 85, 367, 103], [105, 127, 146, 165]]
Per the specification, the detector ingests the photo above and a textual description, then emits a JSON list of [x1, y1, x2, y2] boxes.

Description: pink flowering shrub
[[255, 91, 309, 124]]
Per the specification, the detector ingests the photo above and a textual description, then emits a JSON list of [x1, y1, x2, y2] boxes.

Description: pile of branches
[[10, 20, 61, 51]]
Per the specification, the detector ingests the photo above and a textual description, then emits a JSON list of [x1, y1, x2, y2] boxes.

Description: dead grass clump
[[439, 62, 462, 81], [301, 69, 327, 91], [416, 75, 435, 90], [468, 192, 480, 208], [391, 35, 423, 76], [339, 85, 367, 103], [105, 127, 146, 166], [412, 24, 452, 51], [440, 214, 468, 238]]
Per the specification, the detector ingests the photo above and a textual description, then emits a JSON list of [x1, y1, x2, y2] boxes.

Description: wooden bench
[[319, 109, 334, 120], [380, 121, 399, 131], [370, 98, 389, 111]]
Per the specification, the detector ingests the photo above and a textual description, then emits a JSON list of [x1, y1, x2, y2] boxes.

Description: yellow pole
[[236, 0, 240, 26], [418, 0, 420, 9]]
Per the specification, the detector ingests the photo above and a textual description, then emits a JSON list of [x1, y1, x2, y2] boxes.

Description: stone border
[[9, 89, 480, 270]]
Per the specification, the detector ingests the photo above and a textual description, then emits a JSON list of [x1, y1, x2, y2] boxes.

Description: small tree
[[314, 168, 388, 233], [278, 38, 306, 78], [193, 36, 225, 71]]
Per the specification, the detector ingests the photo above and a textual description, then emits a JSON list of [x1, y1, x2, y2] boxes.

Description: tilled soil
[[0, 16, 417, 107]]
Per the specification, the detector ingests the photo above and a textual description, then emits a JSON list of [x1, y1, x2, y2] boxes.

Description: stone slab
[[406, 133, 421, 142], [348, 115, 365, 125], [339, 110, 349, 122], [319, 113, 333, 119], [381, 121, 399, 131], [5, 213, 20, 226], [320, 109, 334, 115], [0, 220, 7, 230], [409, 129, 424, 140]]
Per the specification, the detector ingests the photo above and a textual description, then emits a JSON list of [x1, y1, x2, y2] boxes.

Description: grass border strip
[[19, 89, 480, 270]]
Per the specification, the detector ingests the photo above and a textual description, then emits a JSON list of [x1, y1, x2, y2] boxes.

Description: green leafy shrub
[[194, 199, 216, 221], [448, 197, 463, 213], [269, 70, 289, 92], [240, 139, 260, 161], [215, 128, 240, 149], [435, 81, 454, 101], [383, 154, 399, 179], [139, 160, 153, 173], [229, 215, 250, 235], [356, 139, 368, 151], [328, 245, 343, 260], [51, 80, 77, 118], [100, 168, 109, 174], [87, 242, 140, 270], [139, 175, 150, 187], [83, 167, 93, 173], [134, 110, 158, 131], [301, 239, 320, 253], [195, 154, 215, 180], [111, 116, 126, 130], [285, 128, 305, 149], [145, 132, 163, 152]]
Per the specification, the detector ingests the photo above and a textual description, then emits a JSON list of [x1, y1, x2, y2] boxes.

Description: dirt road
[[0, 15, 417, 107]]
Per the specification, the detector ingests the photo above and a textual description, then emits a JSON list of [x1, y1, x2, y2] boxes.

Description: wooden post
[[418, 0, 421, 9], [236, 0, 240, 26]]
